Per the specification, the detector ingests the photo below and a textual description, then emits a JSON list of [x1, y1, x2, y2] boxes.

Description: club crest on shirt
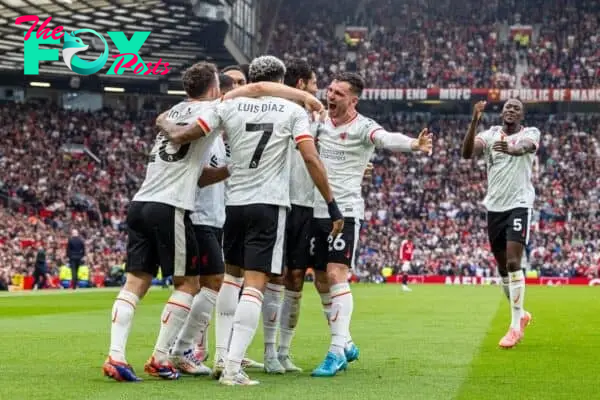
[[340, 132, 348, 140]]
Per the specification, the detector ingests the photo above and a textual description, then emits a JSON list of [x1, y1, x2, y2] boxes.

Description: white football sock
[[172, 287, 217, 355], [278, 289, 302, 357], [328, 283, 353, 356], [319, 291, 332, 324], [508, 270, 525, 331], [225, 287, 263, 375], [108, 289, 139, 363], [215, 274, 243, 360], [262, 283, 283, 358], [194, 311, 211, 356], [152, 290, 193, 363], [501, 276, 510, 300]]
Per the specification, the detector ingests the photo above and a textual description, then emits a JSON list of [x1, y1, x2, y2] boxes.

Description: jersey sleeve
[[290, 107, 313, 145], [360, 118, 385, 146], [475, 129, 492, 152], [521, 127, 541, 151], [196, 101, 226, 135]]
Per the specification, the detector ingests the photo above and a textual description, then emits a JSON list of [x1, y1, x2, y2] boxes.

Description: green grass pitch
[[1, 285, 598, 400]]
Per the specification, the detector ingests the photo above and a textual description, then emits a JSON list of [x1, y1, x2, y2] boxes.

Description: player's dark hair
[[284, 59, 313, 88], [335, 72, 365, 97], [223, 64, 249, 81], [249, 55, 286, 83], [182, 62, 218, 98], [222, 65, 241, 73], [219, 73, 235, 94]]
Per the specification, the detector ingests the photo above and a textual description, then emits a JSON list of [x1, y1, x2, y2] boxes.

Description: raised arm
[[462, 101, 486, 159], [223, 82, 324, 113]]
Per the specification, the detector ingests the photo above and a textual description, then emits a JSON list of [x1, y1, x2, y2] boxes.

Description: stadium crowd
[[270, 0, 600, 89], [0, 101, 598, 289], [1, 0, 599, 290]]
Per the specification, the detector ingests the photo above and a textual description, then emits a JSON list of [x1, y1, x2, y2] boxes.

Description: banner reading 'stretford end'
[[16, 15, 171, 76]]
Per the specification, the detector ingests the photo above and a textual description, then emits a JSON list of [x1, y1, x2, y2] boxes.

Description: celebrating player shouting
[[310, 72, 432, 377], [461, 99, 536, 349]]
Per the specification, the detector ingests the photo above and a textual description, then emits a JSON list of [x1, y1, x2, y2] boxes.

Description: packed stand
[[0, 101, 149, 289], [270, 0, 520, 88], [0, 102, 598, 288], [520, 0, 600, 89], [268, 0, 358, 88], [270, 0, 599, 89]]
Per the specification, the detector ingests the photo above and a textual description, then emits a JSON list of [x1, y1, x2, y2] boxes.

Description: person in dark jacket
[[67, 229, 85, 289], [33, 247, 48, 290]]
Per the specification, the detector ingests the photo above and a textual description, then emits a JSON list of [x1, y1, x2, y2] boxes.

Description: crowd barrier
[[8, 274, 600, 291]]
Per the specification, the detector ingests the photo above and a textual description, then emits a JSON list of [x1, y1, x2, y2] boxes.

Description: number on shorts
[[513, 218, 522, 232], [246, 123, 274, 168], [309, 237, 316, 256], [327, 233, 346, 252]]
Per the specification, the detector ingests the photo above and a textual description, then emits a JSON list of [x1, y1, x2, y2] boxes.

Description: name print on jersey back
[[201, 96, 311, 208], [237, 102, 286, 114]]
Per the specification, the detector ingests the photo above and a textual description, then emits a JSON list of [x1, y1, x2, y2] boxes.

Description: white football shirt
[[199, 96, 312, 208], [133, 100, 219, 211], [476, 125, 540, 212], [313, 113, 383, 219], [190, 134, 228, 227], [289, 116, 320, 208]]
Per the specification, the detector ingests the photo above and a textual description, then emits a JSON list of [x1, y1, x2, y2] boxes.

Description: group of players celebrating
[[101, 54, 537, 386]]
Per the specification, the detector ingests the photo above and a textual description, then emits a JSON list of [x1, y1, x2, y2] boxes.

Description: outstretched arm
[[462, 101, 486, 159], [371, 128, 433, 153]]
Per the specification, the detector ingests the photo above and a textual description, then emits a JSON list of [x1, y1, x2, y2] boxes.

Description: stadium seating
[[0, 102, 597, 289], [268, 0, 599, 89]]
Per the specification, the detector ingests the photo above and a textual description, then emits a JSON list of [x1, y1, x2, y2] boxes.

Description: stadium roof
[[0, 0, 235, 83]]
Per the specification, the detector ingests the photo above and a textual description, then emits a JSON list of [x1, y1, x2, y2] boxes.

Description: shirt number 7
[[246, 123, 274, 169]]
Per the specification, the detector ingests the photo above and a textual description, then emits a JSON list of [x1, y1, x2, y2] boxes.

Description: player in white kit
[[272, 59, 320, 373], [102, 62, 221, 382], [167, 74, 236, 377], [166, 68, 324, 379], [275, 59, 358, 372], [461, 99, 537, 349], [158, 55, 343, 386], [310, 72, 432, 377]]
